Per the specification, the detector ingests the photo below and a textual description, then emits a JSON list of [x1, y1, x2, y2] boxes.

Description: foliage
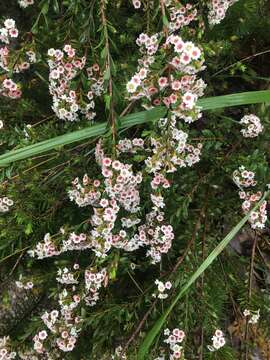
[[0, 0, 270, 359]]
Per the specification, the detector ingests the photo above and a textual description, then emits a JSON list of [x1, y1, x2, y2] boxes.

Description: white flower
[[47, 48, 55, 56], [4, 19, 15, 29], [132, 0, 141, 9], [126, 80, 137, 93], [249, 309, 260, 324], [240, 114, 263, 138]]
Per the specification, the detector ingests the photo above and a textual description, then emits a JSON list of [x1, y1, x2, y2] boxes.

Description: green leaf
[[41, 0, 50, 15], [103, 67, 111, 81], [0, 90, 270, 167], [25, 222, 33, 235], [162, 15, 169, 28], [0, 107, 166, 167], [198, 90, 270, 110], [137, 190, 270, 360]]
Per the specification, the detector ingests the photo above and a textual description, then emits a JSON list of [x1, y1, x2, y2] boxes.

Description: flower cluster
[[48, 46, 104, 121], [0, 46, 36, 73], [240, 191, 267, 229], [68, 174, 102, 207], [0, 78, 22, 99], [164, 1, 198, 33], [0, 19, 18, 44], [233, 165, 268, 230], [56, 266, 79, 285], [233, 166, 257, 188], [125, 12, 206, 266], [243, 309, 260, 324], [0, 19, 36, 100], [152, 279, 172, 299], [34, 287, 81, 353], [28, 233, 60, 259], [0, 337, 16, 360], [31, 264, 107, 355], [15, 276, 34, 290], [127, 33, 206, 123], [68, 143, 143, 257], [125, 13, 206, 263], [136, 210, 175, 263], [163, 328, 185, 359], [146, 117, 202, 174], [208, 0, 239, 25], [0, 19, 20, 100], [84, 268, 107, 306], [233, 166, 268, 230], [207, 329, 226, 351], [18, 0, 34, 8], [37, 304, 81, 354], [240, 114, 263, 138], [0, 197, 13, 213]]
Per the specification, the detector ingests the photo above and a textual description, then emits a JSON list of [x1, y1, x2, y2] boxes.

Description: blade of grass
[[0, 107, 166, 167], [198, 90, 270, 110], [1, 90, 270, 167], [137, 190, 270, 360]]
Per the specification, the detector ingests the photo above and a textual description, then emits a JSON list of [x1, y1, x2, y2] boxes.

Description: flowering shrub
[[0, 0, 270, 359], [48, 46, 104, 122]]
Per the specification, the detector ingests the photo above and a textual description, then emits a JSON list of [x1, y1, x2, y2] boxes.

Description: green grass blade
[[198, 90, 270, 110], [0, 107, 167, 167], [137, 190, 270, 360], [1, 90, 270, 167]]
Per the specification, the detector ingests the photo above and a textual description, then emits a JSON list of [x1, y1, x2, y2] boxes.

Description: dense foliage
[[1, 0, 270, 359]]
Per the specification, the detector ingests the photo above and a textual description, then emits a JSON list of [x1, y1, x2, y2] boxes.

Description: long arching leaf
[[1, 90, 270, 167]]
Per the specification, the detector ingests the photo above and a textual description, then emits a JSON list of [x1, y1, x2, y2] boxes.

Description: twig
[[121, 299, 157, 354], [120, 100, 136, 117], [9, 249, 27, 275], [171, 194, 208, 275], [100, 0, 116, 147], [160, 0, 168, 38], [0, 247, 30, 265], [212, 49, 270, 77], [127, 270, 144, 294]]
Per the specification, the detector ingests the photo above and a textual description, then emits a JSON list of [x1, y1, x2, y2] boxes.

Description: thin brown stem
[[100, 0, 116, 148], [121, 299, 157, 354], [171, 206, 204, 274], [212, 49, 270, 77], [160, 0, 168, 38]]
